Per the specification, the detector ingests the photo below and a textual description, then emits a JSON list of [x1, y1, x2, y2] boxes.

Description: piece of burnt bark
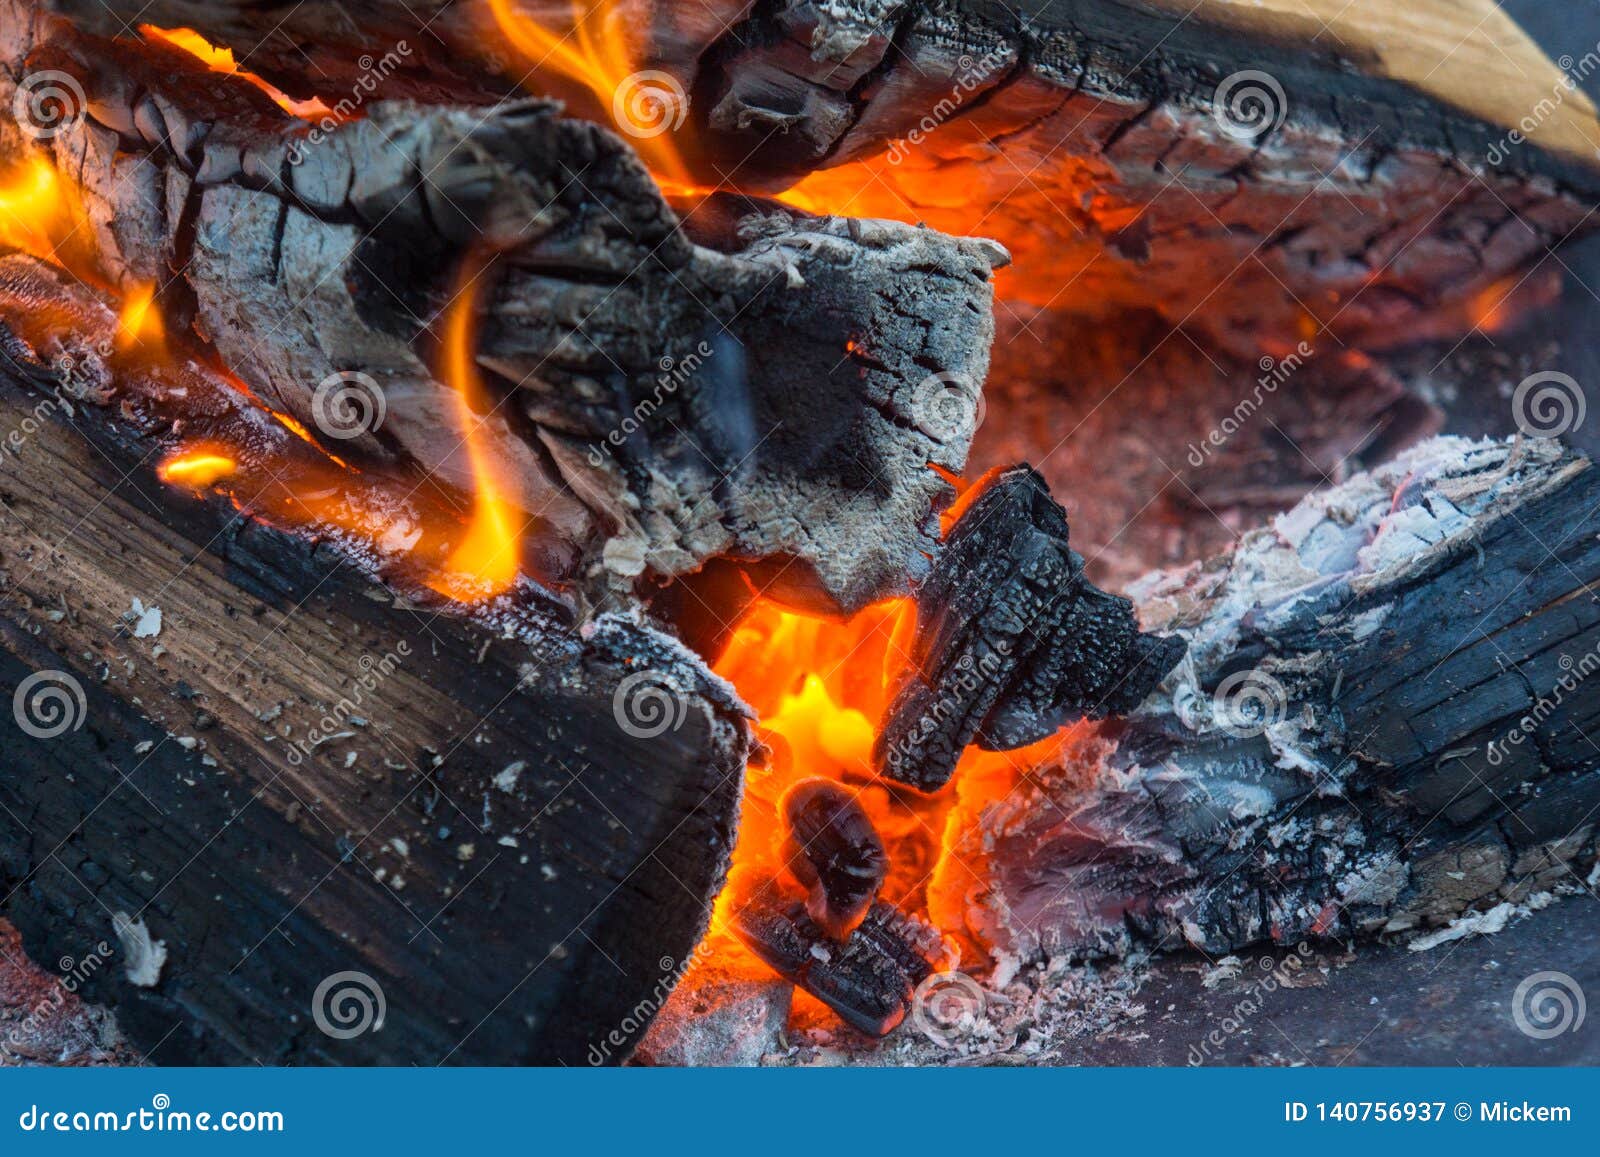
[[779, 779, 888, 938], [875, 466, 1184, 791], [731, 894, 939, 1037]]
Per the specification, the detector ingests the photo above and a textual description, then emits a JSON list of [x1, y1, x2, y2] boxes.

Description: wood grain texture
[[0, 362, 749, 1064]]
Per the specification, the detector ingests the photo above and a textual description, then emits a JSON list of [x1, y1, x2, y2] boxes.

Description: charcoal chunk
[[731, 895, 940, 1037], [874, 465, 1185, 791], [779, 779, 888, 938]]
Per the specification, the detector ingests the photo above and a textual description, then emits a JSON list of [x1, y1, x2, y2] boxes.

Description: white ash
[[111, 913, 166, 988]]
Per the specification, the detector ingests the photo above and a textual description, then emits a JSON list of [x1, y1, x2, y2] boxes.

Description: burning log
[[0, 8, 1006, 615], [731, 896, 942, 1037], [0, 341, 752, 1064], [876, 466, 1185, 792], [778, 779, 888, 938], [936, 437, 1600, 962], [59, 0, 1600, 352]]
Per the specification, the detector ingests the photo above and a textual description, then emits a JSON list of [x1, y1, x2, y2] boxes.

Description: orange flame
[[0, 158, 88, 270], [708, 598, 1066, 972], [485, 0, 696, 189], [116, 282, 166, 353], [425, 258, 524, 602], [140, 25, 338, 121]]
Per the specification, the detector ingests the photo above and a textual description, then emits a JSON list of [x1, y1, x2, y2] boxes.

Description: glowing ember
[[158, 451, 237, 489], [425, 257, 525, 602], [141, 25, 338, 121]]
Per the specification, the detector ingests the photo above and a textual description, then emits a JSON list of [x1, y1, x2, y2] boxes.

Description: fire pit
[[1, 0, 1598, 1067]]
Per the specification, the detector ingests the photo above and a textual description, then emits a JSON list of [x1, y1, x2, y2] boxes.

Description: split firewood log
[[0, 337, 754, 1063], [54, 0, 1600, 352], [933, 436, 1600, 963]]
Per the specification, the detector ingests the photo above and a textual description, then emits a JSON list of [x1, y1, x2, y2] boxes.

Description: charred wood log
[[875, 466, 1184, 792], [0, 7, 1007, 616], [933, 437, 1600, 962], [58, 0, 1600, 351], [730, 894, 941, 1037], [0, 349, 750, 1065]]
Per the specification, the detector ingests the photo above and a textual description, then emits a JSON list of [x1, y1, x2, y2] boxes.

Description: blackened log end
[[875, 465, 1184, 791]]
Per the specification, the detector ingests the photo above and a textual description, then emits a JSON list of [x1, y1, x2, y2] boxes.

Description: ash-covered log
[[0, 6, 1007, 616], [935, 437, 1600, 962], [876, 466, 1184, 792]]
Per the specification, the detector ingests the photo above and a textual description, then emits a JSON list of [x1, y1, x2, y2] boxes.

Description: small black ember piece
[[731, 896, 940, 1037], [874, 465, 1185, 792], [779, 779, 889, 938]]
